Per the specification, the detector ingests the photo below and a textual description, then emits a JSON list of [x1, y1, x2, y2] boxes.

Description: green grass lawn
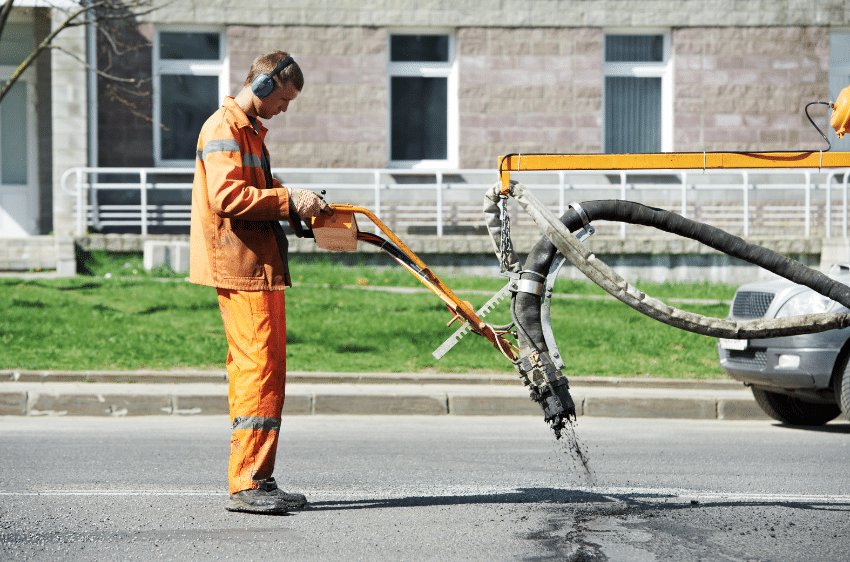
[[0, 252, 736, 378]]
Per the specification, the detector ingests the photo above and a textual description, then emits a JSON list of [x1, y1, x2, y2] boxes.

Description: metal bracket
[[512, 278, 544, 297], [432, 280, 514, 360], [569, 202, 595, 242], [540, 256, 568, 370]]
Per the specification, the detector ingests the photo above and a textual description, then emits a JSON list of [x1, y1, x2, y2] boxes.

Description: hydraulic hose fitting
[[515, 350, 576, 439]]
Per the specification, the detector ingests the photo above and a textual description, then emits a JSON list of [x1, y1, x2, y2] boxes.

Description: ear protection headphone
[[251, 55, 295, 98]]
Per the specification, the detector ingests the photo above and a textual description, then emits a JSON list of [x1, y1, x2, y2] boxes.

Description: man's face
[[256, 80, 299, 120]]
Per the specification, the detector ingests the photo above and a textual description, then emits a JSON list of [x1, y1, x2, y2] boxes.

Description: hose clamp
[[569, 202, 595, 242], [509, 277, 544, 297]]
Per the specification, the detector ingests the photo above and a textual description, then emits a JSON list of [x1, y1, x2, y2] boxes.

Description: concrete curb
[[0, 371, 768, 421], [1, 369, 746, 389]]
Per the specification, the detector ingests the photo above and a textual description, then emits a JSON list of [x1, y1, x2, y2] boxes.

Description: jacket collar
[[223, 96, 268, 135]]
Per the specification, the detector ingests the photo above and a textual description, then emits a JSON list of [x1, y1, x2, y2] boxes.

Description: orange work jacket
[[190, 96, 294, 290]]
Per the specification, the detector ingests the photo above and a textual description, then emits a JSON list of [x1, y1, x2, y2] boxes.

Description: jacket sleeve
[[200, 121, 292, 221]]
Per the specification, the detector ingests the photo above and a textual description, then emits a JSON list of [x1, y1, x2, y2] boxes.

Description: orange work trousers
[[217, 288, 286, 495]]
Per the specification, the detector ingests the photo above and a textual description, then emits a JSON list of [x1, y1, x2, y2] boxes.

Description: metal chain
[[498, 195, 514, 273]]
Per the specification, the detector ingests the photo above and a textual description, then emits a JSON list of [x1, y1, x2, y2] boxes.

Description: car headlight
[[774, 290, 835, 318]]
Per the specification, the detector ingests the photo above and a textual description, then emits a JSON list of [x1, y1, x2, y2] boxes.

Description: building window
[[153, 29, 228, 166], [0, 80, 28, 185], [1, 19, 39, 236], [603, 33, 672, 153], [1, 22, 34, 186], [388, 32, 457, 168], [830, 31, 850, 151]]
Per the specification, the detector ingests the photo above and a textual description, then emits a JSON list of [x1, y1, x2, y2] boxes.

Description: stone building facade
[[3, 0, 850, 237], [673, 26, 830, 152], [105, 0, 845, 175]]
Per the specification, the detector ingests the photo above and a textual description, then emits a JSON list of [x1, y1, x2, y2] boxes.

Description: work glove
[[289, 188, 330, 219]]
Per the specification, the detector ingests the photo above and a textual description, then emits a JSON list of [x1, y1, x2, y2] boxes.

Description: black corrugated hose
[[515, 199, 850, 352]]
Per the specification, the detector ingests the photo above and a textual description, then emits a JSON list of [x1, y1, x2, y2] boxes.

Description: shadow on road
[[308, 488, 610, 511], [770, 421, 850, 434], [307, 486, 850, 514]]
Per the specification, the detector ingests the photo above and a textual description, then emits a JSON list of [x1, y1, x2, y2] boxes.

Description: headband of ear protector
[[250, 55, 295, 98]]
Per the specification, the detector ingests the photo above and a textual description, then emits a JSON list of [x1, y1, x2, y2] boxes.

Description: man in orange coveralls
[[189, 51, 329, 514]]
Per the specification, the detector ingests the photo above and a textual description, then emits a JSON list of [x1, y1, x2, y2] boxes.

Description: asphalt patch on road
[[525, 492, 850, 562]]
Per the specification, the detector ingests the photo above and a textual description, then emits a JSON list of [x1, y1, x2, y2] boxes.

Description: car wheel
[[834, 355, 850, 422], [751, 387, 841, 426]]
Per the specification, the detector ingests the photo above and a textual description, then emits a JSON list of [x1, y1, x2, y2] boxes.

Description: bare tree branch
[[0, 2, 101, 102], [103, 80, 153, 123], [0, 0, 15, 43], [50, 44, 136, 82], [0, 0, 152, 103], [96, 15, 136, 57], [90, 5, 156, 23], [62, 4, 156, 28]]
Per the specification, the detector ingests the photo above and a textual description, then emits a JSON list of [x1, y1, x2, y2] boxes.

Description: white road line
[[588, 486, 850, 504]]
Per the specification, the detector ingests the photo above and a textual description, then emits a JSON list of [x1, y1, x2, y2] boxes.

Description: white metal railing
[[61, 166, 850, 238]]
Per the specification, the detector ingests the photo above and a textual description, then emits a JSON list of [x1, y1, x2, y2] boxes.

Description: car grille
[[731, 291, 775, 318], [724, 348, 767, 368]]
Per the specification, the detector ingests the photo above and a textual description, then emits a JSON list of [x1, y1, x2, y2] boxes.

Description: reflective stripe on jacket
[[190, 96, 293, 290]]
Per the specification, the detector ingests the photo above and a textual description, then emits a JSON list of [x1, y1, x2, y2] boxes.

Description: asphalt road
[[1, 415, 848, 561]]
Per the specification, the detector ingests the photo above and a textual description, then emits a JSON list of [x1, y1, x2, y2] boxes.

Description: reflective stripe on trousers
[[217, 288, 286, 495]]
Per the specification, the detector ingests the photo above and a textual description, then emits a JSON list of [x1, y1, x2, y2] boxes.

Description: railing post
[[89, 172, 101, 232], [681, 171, 688, 218], [558, 171, 565, 217], [76, 168, 85, 236], [826, 171, 833, 239], [373, 170, 381, 234], [804, 170, 811, 238], [620, 171, 627, 238], [742, 171, 749, 238], [436, 171, 444, 237], [844, 171, 849, 238], [140, 170, 148, 236]]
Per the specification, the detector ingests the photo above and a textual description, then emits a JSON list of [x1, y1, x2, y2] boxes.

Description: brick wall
[[51, 9, 88, 237], [146, 0, 850, 28], [90, 19, 837, 172], [0, 237, 75, 274], [457, 27, 602, 169], [674, 27, 830, 152], [229, 26, 388, 169], [226, 26, 606, 169]]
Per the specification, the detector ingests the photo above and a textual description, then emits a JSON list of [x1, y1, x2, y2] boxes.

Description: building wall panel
[[673, 26, 830, 152]]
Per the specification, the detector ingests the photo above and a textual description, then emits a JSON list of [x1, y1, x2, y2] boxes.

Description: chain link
[[498, 195, 514, 273]]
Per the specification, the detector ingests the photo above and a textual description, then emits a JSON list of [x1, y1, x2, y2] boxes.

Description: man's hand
[[290, 189, 330, 219]]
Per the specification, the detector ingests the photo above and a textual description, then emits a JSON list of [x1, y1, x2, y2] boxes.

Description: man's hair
[[244, 51, 304, 92]]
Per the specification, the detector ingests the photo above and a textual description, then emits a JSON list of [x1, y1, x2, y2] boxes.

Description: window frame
[[387, 29, 458, 169], [152, 26, 229, 167], [602, 30, 673, 153]]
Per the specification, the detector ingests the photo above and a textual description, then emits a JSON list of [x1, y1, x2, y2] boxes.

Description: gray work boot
[[262, 477, 308, 509], [226, 488, 288, 514]]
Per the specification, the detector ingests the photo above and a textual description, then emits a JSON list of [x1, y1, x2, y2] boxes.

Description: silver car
[[717, 263, 850, 425]]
